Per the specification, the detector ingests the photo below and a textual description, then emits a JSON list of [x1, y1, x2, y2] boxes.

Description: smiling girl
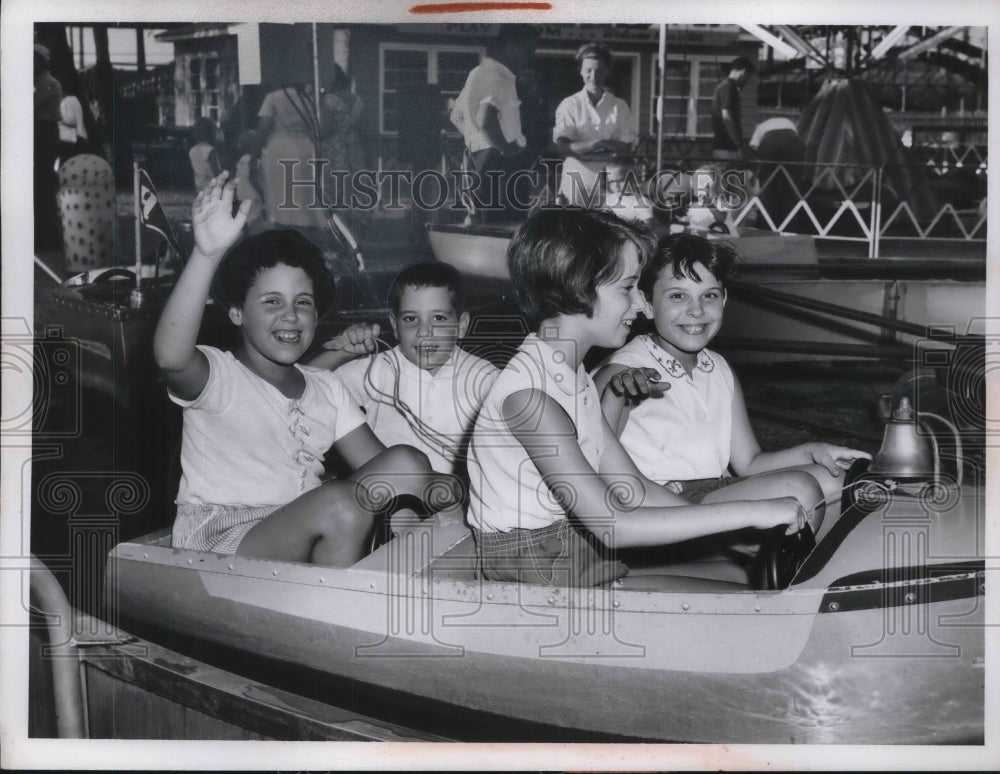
[[153, 174, 459, 566], [465, 208, 809, 589], [593, 234, 870, 543]]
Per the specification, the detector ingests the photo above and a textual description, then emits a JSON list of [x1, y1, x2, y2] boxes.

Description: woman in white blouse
[[553, 43, 636, 206]]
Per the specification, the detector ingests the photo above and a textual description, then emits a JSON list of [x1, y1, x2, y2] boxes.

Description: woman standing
[[553, 43, 636, 207], [256, 83, 326, 228], [320, 65, 366, 209]]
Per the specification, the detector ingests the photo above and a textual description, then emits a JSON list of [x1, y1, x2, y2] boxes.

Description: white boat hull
[[108, 486, 986, 743], [427, 223, 820, 280]]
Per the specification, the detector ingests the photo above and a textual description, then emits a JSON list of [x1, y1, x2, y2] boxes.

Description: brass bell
[[868, 396, 936, 481]]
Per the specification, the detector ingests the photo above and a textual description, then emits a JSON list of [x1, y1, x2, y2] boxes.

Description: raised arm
[[501, 388, 805, 550], [153, 173, 250, 400]]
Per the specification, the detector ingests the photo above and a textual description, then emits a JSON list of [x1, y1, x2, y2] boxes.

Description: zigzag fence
[[375, 135, 987, 259], [680, 152, 988, 258]]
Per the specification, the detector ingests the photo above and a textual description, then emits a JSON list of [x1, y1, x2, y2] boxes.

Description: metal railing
[[365, 133, 986, 258], [658, 152, 987, 258]]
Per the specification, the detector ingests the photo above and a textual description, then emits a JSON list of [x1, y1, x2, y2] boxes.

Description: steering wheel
[[92, 267, 138, 283], [367, 513, 392, 556], [751, 523, 816, 591]]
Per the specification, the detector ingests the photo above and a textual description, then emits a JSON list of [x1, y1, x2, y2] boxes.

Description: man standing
[[450, 25, 538, 222], [711, 56, 755, 161], [710, 56, 755, 212]]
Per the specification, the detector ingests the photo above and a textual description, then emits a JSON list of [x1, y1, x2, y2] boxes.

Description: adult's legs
[[471, 147, 533, 222]]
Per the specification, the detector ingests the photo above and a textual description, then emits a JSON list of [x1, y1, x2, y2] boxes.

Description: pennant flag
[[138, 168, 183, 256]]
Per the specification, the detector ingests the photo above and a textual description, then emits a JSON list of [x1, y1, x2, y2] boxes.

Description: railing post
[[869, 166, 883, 259], [30, 557, 88, 738]]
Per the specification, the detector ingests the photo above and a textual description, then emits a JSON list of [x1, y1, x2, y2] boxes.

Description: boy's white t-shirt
[[169, 345, 366, 506], [598, 334, 735, 483], [467, 334, 606, 533], [335, 345, 498, 475]]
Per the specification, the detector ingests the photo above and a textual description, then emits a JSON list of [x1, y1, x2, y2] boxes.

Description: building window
[[189, 55, 220, 123], [379, 44, 482, 134], [651, 56, 724, 137]]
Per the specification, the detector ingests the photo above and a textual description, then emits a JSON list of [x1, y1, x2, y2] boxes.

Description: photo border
[[2, 0, 997, 769]]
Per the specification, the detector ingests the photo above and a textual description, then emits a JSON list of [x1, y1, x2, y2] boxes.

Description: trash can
[[58, 154, 115, 273]]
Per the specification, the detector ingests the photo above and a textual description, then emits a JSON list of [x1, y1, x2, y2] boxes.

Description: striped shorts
[[473, 520, 629, 587], [172, 503, 282, 554]]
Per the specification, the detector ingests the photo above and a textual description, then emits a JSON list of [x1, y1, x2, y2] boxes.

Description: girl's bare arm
[[153, 174, 249, 400], [305, 323, 381, 370], [501, 388, 805, 550], [727, 377, 870, 476]]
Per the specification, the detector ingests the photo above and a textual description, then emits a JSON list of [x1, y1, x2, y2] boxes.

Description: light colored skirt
[[261, 131, 327, 228]]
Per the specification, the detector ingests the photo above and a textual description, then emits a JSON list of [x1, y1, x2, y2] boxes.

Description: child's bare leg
[[773, 463, 846, 541], [238, 445, 463, 566], [351, 445, 463, 514], [623, 556, 750, 584], [237, 478, 377, 566]]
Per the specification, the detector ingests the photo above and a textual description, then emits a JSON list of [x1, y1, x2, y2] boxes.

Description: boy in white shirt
[[314, 262, 498, 477]]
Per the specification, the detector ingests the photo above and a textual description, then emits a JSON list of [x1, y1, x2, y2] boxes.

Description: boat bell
[[867, 396, 935, 480]]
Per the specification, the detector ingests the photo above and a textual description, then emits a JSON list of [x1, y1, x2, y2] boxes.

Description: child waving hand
[[154, 173, 459, 566]]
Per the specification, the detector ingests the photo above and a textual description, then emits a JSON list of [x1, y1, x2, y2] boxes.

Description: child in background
[[465, 208, 808, 590], [603, 159, 654, 223], [234, 129, 266, 232], [312, 262, 498, 478], [154, 173, 461, 566], [593, 233, 869, 542], [189, 117, 223, 192]]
